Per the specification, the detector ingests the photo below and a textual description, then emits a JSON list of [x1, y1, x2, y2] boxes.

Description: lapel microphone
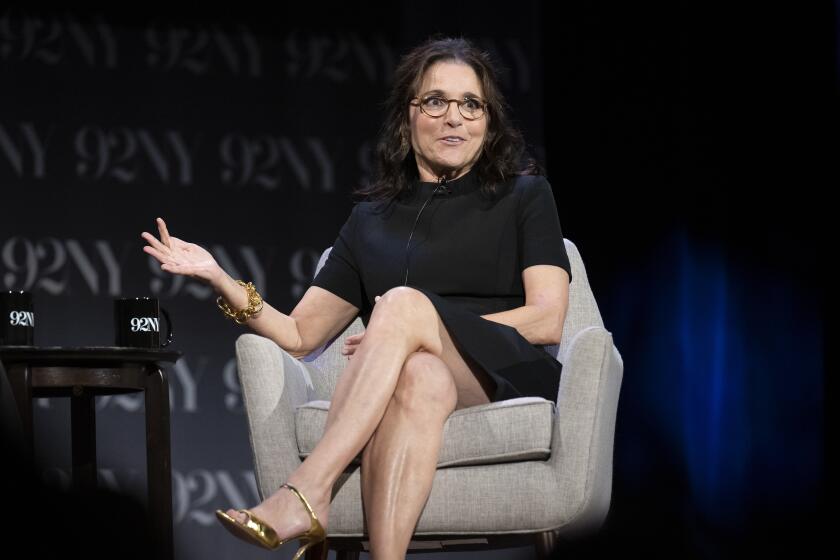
[[434, 175, 451, 196]]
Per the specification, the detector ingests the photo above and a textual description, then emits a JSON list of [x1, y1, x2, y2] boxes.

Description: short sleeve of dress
[[518, 177, 573, 283], [310, 204, 365, 309]]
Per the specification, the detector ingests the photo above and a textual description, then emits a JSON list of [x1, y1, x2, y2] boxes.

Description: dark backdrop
[[0, 2, 829, 559]]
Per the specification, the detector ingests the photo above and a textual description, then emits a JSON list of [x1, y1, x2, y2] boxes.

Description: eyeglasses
[[409, 94, 488, 120]]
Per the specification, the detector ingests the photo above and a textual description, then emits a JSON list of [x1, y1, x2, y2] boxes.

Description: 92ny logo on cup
[[130, 317, 159, 332], [9, 311, 35, 327]]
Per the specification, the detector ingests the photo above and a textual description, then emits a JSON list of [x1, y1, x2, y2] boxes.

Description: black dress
[[310, 167, 573, 403]]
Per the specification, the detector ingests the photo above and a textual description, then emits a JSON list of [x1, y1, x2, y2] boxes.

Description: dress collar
[[415, 167, 481, 198]]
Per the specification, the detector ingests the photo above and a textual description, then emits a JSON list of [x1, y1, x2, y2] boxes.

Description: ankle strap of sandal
[[282, 483, 319, 522]]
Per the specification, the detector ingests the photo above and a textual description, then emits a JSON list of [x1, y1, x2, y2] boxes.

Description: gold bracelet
[[216, 280, 264, 325]]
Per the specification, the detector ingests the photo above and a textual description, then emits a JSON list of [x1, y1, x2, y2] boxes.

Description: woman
[[141, 36, 572, 559]]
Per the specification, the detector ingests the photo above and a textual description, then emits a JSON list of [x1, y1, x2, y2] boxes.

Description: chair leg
[[535, 530, 561, 559], [305, 538, 329, 560], [335, 550, 360, 560]]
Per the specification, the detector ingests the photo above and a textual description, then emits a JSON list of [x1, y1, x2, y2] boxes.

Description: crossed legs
[[225, 286, 496, 558], [357, 351, 458, 556], [358, 304, 497, 557]]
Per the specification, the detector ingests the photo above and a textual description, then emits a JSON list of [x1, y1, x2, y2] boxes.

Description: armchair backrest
[[303, 238, 603, 402], [541, 239, 605, 362]]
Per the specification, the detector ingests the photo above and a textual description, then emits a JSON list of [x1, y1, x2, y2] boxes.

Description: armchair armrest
[[234, 333, 320, 501], [549, 326, 624, 536]]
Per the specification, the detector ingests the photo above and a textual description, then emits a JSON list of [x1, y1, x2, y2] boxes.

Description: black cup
[[0, 291, 35, 346], [114, 297, 173, 348]]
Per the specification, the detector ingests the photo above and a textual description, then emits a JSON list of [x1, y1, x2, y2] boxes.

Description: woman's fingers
[[342, 330, 367, 358], [157, 217, 172, 248], [141, 231, 171, 255], [141, 244, 164, 262]]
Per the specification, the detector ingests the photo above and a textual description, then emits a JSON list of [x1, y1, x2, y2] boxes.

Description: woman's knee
[[370, 287, 443, 355], [393, 351, 457, 414]]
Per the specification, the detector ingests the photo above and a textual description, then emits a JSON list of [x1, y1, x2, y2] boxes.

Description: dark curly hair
[[352, 36, 541, 203]]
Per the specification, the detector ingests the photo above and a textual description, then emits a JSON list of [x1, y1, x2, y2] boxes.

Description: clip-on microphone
[[434, 175, 451, 196]]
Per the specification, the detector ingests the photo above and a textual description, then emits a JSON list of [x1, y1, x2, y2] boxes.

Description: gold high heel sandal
[[215, 482, 326, 559]]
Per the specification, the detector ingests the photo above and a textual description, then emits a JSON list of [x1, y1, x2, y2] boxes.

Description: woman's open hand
[[141, 218, 221, 285], [341, 295, 381, 359]]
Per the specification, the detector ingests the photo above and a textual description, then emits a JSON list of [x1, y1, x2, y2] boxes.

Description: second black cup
[[0, 290, 35, 346], [114, 297, 174, 348]]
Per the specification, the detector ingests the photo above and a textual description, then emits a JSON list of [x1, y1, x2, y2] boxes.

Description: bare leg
[[361, 352, 456, 558], [225, 287, 448, 540], [361, 315, 496, 558]]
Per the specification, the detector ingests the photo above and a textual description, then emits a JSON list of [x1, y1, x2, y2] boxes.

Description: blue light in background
[[606, 227, 822, 538]]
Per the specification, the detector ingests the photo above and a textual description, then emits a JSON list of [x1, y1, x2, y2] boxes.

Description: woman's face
[[409, 60, 488, 182]]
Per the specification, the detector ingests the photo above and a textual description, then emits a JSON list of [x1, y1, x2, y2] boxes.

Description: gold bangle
[[216, 280, 264, 325]]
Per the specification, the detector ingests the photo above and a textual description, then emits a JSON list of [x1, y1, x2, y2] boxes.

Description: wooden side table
[[0, 346, 182, 560]]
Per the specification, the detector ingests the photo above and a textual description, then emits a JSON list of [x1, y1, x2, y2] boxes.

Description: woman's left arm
[[480, 264, 569, 345]]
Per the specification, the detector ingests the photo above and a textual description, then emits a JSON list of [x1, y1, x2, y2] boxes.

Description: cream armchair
[[232, 238, 623, 558]]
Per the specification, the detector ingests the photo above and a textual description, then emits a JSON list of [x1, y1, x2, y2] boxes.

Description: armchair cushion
[[295, 396, 556, 468]]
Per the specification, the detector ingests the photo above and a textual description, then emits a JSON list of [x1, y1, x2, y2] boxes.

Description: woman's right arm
[[142, 217, 358, 359], [211, 268, 304, 356], [212, 269, 359, 359]]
